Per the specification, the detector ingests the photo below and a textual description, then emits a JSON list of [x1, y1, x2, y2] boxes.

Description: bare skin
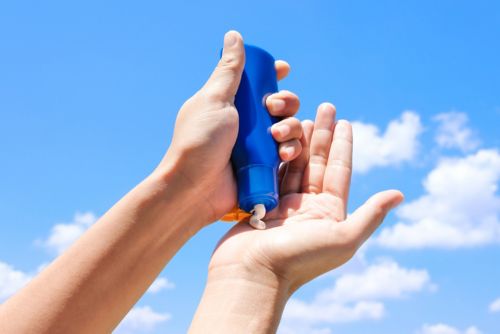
[[0, 30, 403, 333], [189, 104, 404, 333], [0, 31, 303, 333]]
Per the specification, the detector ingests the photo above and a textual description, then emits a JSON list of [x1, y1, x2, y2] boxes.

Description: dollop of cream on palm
[[249, 204, 266, 230]]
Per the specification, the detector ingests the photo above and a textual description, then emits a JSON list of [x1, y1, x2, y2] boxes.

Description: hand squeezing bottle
[[222, 44, 281, 229]]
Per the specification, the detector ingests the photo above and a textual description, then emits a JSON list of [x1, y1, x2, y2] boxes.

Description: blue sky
[[0, 1, 499, 333]]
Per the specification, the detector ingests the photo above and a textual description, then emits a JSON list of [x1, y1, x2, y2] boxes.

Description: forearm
[[189, 265, 290, 334], [0, 160, 205, 333]]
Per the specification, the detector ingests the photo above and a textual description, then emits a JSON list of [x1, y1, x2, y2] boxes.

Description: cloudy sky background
[[1, 1, 499, 333]]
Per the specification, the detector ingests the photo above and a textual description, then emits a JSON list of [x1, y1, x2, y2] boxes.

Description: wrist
[[190, 264, 291, 333], [148, 149, 214, 229], [207, 262, 292, 297]]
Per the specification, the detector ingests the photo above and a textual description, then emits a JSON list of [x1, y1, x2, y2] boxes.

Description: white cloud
[[434, 111, 480, 152], [280, 259, 432, 331], [352, 111, 423, 173], [41, 212, 97, 255], [489, 297, 500, 313], [279, 324, 332, 334], [147, 277, 175, 294], [316, 259, 433, 303], [1, 213, 97, 303], [114, 305, 171, 334], [284, 299, 384, 323], [0, 261, 32, 302], [416, 323, 482, 334], [377, 149, 500, 249]]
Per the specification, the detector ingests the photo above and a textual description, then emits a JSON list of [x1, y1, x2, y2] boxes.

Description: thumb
[[202, 30, 245, 101], [344, 190, 404, 246]]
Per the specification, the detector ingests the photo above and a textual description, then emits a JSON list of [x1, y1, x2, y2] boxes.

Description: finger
[[278, 161, 288, 187], [281, 120, 313, 195], [323, 120, 353, 216], [302, 103, 336, 193], [266, 90, 300, 117], [202, 31, 245, 101], [302, 119, 314, 146], [271, 117, 302, 142], [343, 190, 404, 246], [278, 139, 302, 161], [275, 60, 290, 81]]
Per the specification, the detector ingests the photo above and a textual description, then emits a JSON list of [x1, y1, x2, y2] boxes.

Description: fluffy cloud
[[0, 261, 32, 302], [377, 149, 500, 249], [280, 259, 432, 332], [41, 212, 97, 255], [279, 325, 332, 334], [352, 111, 423, 173], [1, 213, 97, 303], [434, 112, 480, 152], [284, 299, 384, 324], [147, 277, 175, 294], [316, 259, 433, 302], [489, 297, 500, 313], [114, 305, 171, 334], [416, 323, 481, 334]]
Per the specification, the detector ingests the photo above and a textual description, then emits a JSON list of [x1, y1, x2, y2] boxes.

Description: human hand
[[208, 103, 404, 293], [156, 31, 302, 226]]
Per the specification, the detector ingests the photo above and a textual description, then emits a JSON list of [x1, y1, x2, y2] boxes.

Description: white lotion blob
[[249, 204, 266, 230]]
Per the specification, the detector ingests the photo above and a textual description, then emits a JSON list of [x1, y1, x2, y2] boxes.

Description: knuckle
[[289, 117, 301, 126], [302, 182, 322, 194], [219, 54, 242, 71], [327, 158, 352, 172], [291, 138, 302, 147], [310, 152, 329, 165], [200, 85, 226, 102], [295, 97, 301, 110], [302, 119, 314, 128], [286, 118, 302, 133], [267, 92, 280, 100]]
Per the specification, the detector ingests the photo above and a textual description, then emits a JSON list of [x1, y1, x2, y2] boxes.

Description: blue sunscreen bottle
[[222, 44, 281, 229]]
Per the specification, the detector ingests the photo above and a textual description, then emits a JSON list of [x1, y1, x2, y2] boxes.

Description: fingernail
[[273, 124, 290, 137], [270, 99, 286, 112], [284, 146, 295, 159], [224, 31, 238, 48]]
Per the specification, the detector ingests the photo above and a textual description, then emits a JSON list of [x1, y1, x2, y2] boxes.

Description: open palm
[[210, 103, 403, 292]]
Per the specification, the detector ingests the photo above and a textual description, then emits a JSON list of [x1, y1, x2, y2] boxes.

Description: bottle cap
[[220, 208, 251, 222]]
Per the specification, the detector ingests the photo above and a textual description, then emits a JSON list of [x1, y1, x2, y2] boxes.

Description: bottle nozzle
[[249, 204, 266, 230]]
